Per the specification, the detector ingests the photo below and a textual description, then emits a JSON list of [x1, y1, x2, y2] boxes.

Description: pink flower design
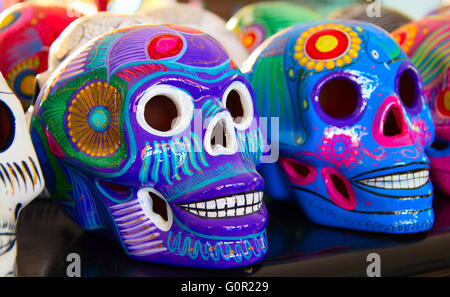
[[411, 118, 432, 147], [318, 134, 361, 169]]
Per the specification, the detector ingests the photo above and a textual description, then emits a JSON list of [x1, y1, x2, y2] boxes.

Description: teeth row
[[180, 191, 264, 218], [358, 170, 429, 189]]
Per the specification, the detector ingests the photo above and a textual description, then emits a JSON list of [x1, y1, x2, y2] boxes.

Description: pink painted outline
[[279, 157, 318, 186], [321, 167, 357, 211], [372, 95, 414, 148]]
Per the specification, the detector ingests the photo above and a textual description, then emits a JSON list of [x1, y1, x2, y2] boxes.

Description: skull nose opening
[[148, 192, 168, 222], [211, 120, 228, 149], [383, 106, 404, 137], [205, 113, 238, 156], [373, 95, 414, 147], [0, 101, 15, 153]]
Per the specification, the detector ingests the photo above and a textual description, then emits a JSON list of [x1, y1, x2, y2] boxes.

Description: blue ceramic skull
[[30, 25, 267, 268], [243, 21, 436, 233]]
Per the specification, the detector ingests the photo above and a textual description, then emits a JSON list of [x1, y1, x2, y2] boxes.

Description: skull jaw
[[103, 189, 268, 268], [111, 211, 269, 268], [261, 162, 434, 233], [124, 228, 268, 268], [293, 192, 434, 234]]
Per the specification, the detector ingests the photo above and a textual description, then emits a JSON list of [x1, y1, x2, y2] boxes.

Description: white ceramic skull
[[0, 73, 44, 276]]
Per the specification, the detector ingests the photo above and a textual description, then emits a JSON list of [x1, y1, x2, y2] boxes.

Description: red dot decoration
[[147, 34, 184, 60], [305, 29, 349, 60]]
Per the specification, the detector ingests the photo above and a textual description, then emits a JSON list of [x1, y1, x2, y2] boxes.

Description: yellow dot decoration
[[316, 35, 338, 53], [293, 23, 362, 72]]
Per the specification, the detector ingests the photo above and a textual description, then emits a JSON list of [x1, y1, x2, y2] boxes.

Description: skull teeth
[[178, 191, 264, 218], [357, 169, 429, 189]]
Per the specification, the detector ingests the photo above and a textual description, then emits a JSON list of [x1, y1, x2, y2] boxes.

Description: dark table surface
[[16, 192, 450, 277]]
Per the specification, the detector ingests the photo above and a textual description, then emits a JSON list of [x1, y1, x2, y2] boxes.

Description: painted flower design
[[294, 23, 362, 72], [392, 24, 417, 54], [319, 133, 361, 169], [411, 117, 432, 147], [67, 81, 122, 157]]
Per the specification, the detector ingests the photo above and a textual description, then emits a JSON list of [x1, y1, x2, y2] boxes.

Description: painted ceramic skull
[[392, 15, 450, 196], [243, 20, 435, 233], [0, 73, 44, 276], [226, 1, 320, 53], [0, 3, 82, 107], [31, 25, 267, 268], [137, 3, 249, 67]]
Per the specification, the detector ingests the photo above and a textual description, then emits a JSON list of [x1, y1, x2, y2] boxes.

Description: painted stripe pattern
[[0, 157, 42, 198], [411, 26, 450, 89], [110, 199, 167, 257]]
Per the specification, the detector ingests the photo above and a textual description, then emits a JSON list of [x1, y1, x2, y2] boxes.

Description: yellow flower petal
[[336, 58, 344, 67], [294, 52, 305, 59], [351, 43, 361, 51], [315, 61, 325, 71], [351, 37, 362, 44], [299, 57, 309, 66], [306, 60, 316, 70], [349, 49, 359, 58], [326, 60, 336, 70], [343, 55, 352, 64]]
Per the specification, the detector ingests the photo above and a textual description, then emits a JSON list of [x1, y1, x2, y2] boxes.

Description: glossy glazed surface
[[244, 21, 435, 233], [31, 25, 267, 268]]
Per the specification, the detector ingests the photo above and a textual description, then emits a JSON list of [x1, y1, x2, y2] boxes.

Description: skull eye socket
[[318, 78, 359, 119], [144, 95, 178, 132], [398, 68, 420, 109], [0, 100, 15, 153], [222, 81, 254, 130], [136, 85, 194, 137]]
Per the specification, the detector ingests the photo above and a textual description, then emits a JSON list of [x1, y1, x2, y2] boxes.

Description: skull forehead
[[49, 13, 161, 70], [52, 24, 233, 87]]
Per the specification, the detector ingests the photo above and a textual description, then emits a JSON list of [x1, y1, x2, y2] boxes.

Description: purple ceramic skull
[[244, 21, 436, 233], [30, 25, 267, 268]]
